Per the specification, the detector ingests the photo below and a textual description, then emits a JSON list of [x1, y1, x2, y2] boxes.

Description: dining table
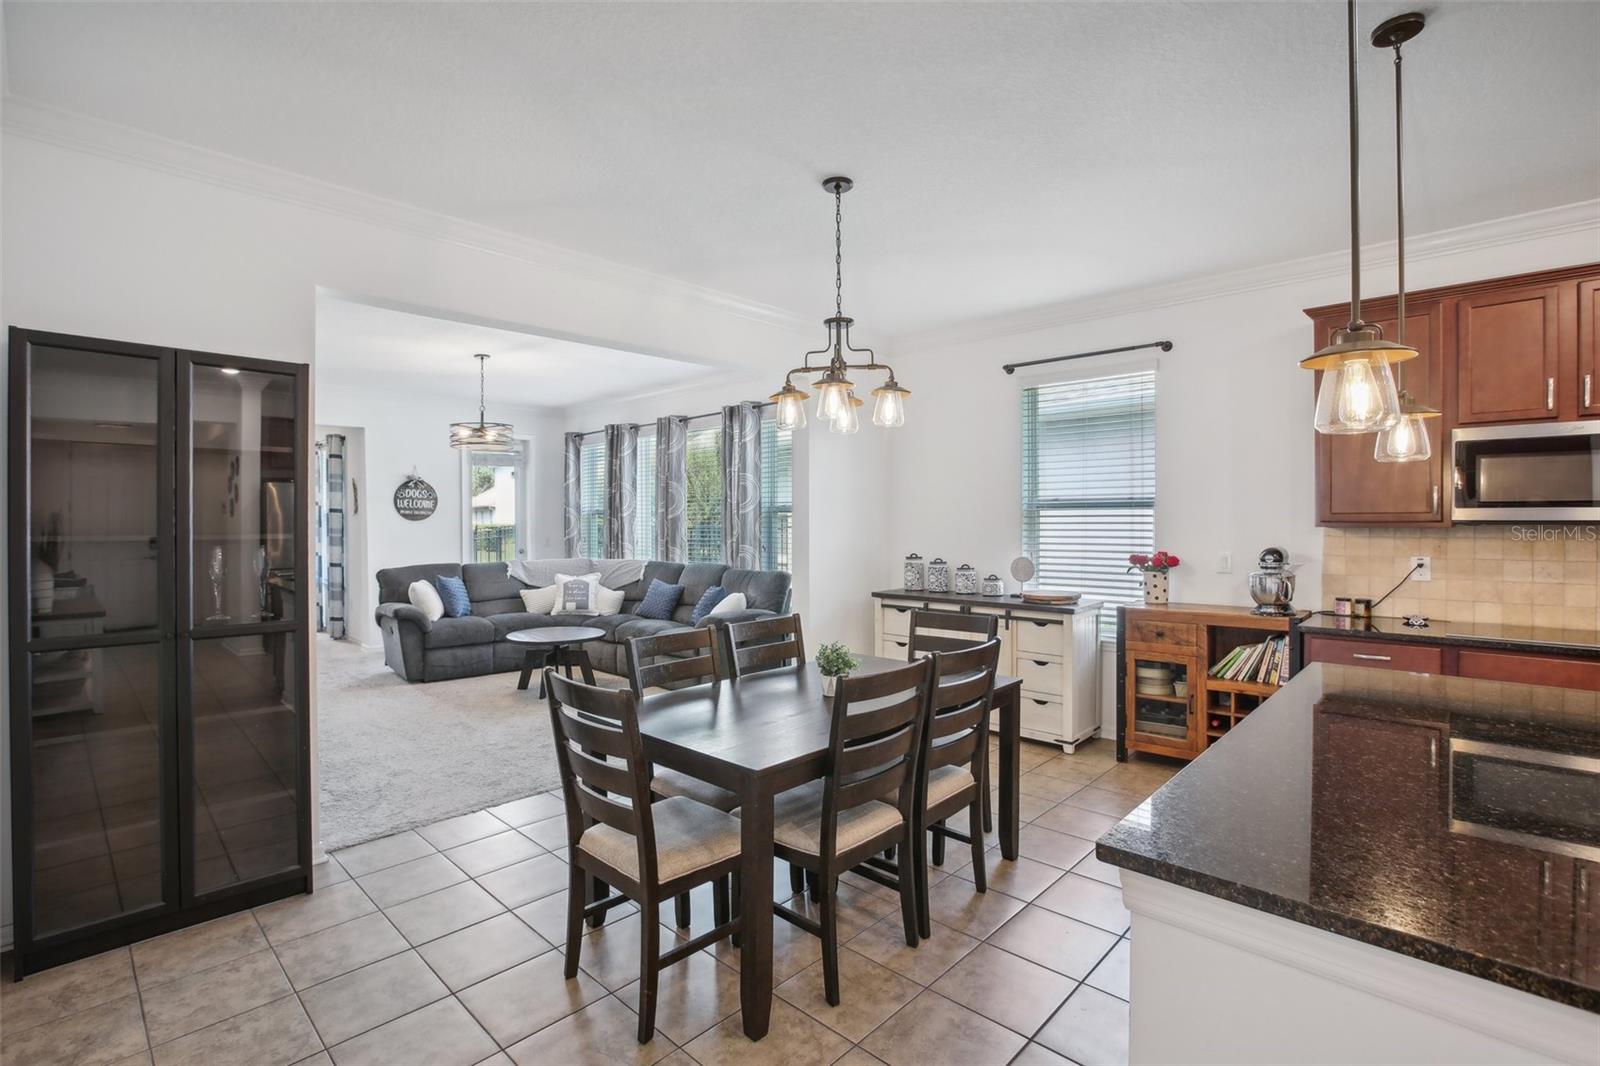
[[629, 654, 1024, 1040]]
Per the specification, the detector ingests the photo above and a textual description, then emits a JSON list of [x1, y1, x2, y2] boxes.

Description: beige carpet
[[315, 638, 617, 850]]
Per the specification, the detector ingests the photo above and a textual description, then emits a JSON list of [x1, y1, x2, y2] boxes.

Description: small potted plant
[[1128, 550, 1181, 605], [815, 641, 860, 698]]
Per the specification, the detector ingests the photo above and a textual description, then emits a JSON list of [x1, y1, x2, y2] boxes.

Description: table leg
[[738, 780, 774, 1039], [998, 686, 1021, 862], [517, 649, 541, 692], [577, 647, 596, 685]]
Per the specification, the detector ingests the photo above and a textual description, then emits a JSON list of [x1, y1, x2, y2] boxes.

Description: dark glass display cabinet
[[8, 328, 312, 978]]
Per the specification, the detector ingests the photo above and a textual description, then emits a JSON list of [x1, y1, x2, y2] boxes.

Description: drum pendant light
[[1370, 12, 1440, 464], [448, 353, 516, 451], [1303, 0, 1417, 435]]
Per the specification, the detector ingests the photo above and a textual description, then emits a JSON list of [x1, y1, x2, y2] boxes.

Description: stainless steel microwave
[[1450, 421, 1600, 522]]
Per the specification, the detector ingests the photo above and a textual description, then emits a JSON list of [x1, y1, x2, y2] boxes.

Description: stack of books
[[1210, 637, 1287, 686]]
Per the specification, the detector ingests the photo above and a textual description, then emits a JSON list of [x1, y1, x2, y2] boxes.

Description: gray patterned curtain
[[655, 415, 688, 562], [603, 423, 638, 559], [721, 403, 762, 569], [562, 432, 582, 557]]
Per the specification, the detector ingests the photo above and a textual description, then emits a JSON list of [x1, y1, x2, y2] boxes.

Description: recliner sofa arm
[[697, 608, 775, 628], [376, 601, 433, 632]]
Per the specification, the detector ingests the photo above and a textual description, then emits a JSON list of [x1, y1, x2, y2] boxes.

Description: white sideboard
[[871, 591, 1103, 752]]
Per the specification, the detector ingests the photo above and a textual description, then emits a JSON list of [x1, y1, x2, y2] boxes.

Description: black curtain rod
[[1002, 340, 1172, 375], [573, 400, 772, 439]]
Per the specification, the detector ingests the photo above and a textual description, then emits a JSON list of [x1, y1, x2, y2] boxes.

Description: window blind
[[685, 419, 723, 563], [1021, 369, 1156, 640], [633, 427, 657, 559], [759, 415, 793, 572], [579, 436, 607, 558]]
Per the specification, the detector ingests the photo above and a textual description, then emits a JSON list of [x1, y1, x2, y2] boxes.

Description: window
[[1022, 370, 1155, 640], [760, 415, 793, 572], [684, 418, 723, 563], [466, 444, 527, 563], [633, 427, 657, 559], [579, 435, 606, 557]]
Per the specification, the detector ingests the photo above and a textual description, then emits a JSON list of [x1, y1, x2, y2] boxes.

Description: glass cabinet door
[[1128, 653, 1197, 753], [182, 356, 306, 899]]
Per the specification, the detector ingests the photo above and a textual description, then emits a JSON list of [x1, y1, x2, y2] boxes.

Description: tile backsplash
[[1321, 526, 1600, 630]]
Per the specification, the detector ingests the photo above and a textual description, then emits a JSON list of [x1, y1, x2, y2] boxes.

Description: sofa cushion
[[436, 575, 473, 617], [585, 614, 637, 639], [615, 617, 689, 643], [408, 580, 445, 621], [423, 615, 496, 649], [690, 585, 729, 624], [520, 585, 559, 614], [486, 612, 550, 640], [672, 564, 729, 624], [637, 580, 684, 620], [618, 561, 686, 609], [462, 562, 529, 606], [721, 568, 791, 614], [548, 611, 616, 630], [378, 563, 462, 605]]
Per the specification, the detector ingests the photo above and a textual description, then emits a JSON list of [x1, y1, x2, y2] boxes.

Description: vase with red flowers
[[1128, 550, 1181, 605]]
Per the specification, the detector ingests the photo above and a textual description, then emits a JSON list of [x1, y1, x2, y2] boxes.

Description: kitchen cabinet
[[1302, 634, 1443, 674], [1579, 278, 1600, 417], [1312, 301, 1446, 525], [1456, 283, 1563, 425], [1306, 263, 1600, 526]]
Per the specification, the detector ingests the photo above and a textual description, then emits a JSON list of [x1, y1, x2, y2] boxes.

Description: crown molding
[[891, 199, 1600, 353], [1, 95, 812, 335]]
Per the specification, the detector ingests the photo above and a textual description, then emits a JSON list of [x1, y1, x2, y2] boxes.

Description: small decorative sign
[[394, 475, 437, 521]]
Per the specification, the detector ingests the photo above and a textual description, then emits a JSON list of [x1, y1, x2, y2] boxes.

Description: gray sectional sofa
[[373, 560, 793, 682]]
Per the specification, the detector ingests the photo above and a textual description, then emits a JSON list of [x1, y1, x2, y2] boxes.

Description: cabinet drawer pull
[[1031, 659, 1050, 667], [1431, 484, 1439, 515], [1031, 698, 1050, 706], [1547, 377, 1556, 411], [892, 606, 909, 614], [1587, 373, 1594, 409], [1351, 652, 1392, 662]]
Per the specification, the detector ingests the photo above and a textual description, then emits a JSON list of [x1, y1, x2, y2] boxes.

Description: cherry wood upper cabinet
[[1312, 302, 1446, 525], [1580, 278, 1600, 418], [1455, 283, 1562, 424]]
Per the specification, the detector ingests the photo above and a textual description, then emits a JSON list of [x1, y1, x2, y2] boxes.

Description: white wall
[[881, 211, 1600, 621]]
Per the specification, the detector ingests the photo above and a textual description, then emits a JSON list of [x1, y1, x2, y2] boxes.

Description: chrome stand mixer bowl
[[1248, 546, 1297, 616]]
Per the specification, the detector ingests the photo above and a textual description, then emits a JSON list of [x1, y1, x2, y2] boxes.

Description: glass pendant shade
[[769, 383, 809, 430], [830, 392, 862, 434], [815, 377, 851, 423], [448, 420, 516, 452], [871, 382, 909, 428], [1373, 412, 1432, 462], [1312, 355, 1403, 434]]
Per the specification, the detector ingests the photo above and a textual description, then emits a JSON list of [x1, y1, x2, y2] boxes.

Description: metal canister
[[903, 553, 924, 591], [954, 564, 978, 595], [927, 558, 950, 593], [981, 574, 1004, 596]]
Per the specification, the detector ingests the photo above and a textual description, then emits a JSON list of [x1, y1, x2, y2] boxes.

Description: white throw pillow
[[519, 584, 559, 615], [407, 579, 445, 622], [707, 592, 747, 617], [554, 572, 602, 615], [596, 585, 625, 614]]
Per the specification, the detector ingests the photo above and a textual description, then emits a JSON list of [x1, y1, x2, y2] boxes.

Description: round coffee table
[[507, 626, 606, 697]]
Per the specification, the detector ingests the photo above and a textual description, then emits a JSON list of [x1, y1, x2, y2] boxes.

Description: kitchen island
[[1097, 663, 1599, 1064]]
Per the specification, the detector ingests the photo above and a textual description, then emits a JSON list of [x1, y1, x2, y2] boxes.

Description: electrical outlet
[[1409, 555, 1431, 582], [1217, 551, 1232, 574]]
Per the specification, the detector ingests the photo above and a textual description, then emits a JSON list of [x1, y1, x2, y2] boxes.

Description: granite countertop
[[1097, 663, 1600, 1012], [871, 589, 1102, 615], [1300, 612, 1600, 659]]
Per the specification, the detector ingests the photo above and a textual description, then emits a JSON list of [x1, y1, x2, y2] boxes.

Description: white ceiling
[[5, 2, 1599, 337], [314, 295, 714, 407]]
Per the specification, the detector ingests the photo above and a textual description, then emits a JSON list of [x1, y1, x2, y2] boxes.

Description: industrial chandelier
[[769, 176, 909, 434], [448, 353, 516, 451], [1301, 0, 1417, 435]]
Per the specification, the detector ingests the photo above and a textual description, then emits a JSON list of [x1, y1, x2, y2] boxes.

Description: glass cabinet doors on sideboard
[[8, 328, 312, 978]]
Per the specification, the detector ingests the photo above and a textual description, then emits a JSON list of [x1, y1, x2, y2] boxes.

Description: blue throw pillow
[[690, 585, 730, 624], [636, 579, 683, 620], [435, 575, 472, 618]]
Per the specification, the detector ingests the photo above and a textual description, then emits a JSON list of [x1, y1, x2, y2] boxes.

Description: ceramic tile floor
[[2, 739, 1180, 1066]]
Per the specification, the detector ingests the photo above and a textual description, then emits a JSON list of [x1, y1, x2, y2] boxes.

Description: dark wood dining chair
[[908, 609, 999, 832], [725, 613, 807, 677], [755, 657, 932, 1006], [913, 638, 1001, 939], [625, 627, 738, 929], [544, 670, 743, 1043], [907, 609, 998, 657]]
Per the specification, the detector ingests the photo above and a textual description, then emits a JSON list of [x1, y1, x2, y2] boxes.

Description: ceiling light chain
[[769, 176, 910, 433]]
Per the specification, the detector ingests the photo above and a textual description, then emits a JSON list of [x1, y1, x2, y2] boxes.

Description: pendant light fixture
[[1370, 12, 1439, 464], [1303, 0, 1417, 435], [448, 353, 516, 451], [770, 177, 910, 432]]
